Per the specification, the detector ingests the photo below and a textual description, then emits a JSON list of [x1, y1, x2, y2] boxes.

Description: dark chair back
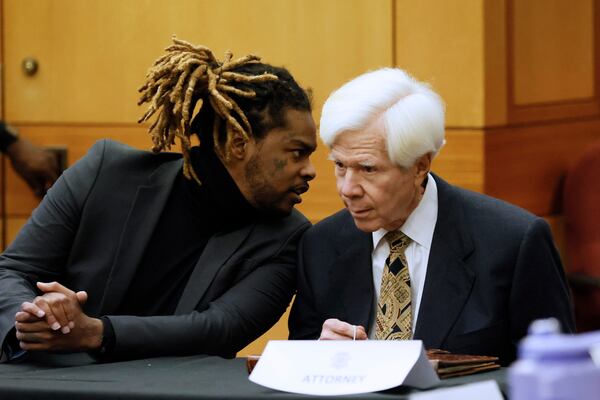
[[564, 138, 600, 331]]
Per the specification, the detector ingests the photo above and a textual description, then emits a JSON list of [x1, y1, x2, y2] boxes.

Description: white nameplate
[[249, 340, 439, 396]]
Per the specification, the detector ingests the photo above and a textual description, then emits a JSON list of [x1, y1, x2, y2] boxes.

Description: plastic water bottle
[[509, 318, 600, 400]]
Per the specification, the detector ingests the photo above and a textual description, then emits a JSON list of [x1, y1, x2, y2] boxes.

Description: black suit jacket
[[0, 140, 310, 360], [288, 174, 574, 365]]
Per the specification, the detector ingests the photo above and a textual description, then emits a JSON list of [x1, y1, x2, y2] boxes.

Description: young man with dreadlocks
[[0, 38, 316, 363]]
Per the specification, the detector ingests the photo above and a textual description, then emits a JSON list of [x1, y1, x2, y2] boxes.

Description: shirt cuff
[[89, 316, 115, 359]]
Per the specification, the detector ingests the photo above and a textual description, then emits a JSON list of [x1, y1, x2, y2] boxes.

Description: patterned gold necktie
[[375, 230, 413, 340]]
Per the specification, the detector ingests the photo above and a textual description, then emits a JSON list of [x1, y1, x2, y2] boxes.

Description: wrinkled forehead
[[330, 128, 391, 164]]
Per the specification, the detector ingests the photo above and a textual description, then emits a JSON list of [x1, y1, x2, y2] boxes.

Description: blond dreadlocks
[[138, 37, 279, 185]]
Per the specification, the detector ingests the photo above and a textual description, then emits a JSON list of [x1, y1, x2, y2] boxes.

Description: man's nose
[[301, 159, 316, 181], [339, 169, 362, 198]]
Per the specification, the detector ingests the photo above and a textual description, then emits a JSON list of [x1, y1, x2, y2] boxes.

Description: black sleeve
[[288, 233, 322, 340], [509, 218, 576, 343], [0, 121, 18, 153]]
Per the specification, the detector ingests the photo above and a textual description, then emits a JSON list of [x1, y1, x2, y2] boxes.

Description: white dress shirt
[[368, 174, 438, 339]]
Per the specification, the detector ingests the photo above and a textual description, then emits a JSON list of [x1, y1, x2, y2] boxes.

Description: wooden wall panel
[[483, 0, 508, 126], [394, 0, 486, 128], [484, 119, 600, 216], [433, 129, 484, 193], [506, 0, 600, 124], [512, 0, 594, 105], [3, 0, 392, 124], [6, 216, 26, 245]]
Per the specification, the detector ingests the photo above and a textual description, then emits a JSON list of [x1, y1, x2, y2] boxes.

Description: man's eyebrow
[[289, 138, 317, 151], [358, 161, 376, 167], [327, 154, 377, 166]]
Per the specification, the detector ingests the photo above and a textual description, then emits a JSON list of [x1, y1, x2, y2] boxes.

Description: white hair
[[320, 68, 445, 168]]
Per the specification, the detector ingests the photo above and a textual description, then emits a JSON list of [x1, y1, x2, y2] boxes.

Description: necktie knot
[[385, 230, 411, 253]]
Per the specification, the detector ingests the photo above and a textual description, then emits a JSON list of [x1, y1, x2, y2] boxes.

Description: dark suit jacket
[[0, 140, 310, 360], [288, 174, 574, 365]]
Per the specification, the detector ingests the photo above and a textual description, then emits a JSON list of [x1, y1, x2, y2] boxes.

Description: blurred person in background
[[0, 121, 59, 197]]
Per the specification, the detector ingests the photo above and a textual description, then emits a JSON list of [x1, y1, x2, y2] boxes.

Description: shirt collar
[[372, 172, 438, 250]]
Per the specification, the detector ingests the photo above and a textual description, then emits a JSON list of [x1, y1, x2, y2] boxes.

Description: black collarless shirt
[[117, 145, 257, 317]]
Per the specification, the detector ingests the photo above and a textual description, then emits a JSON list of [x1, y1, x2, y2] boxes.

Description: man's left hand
[[15, 282, 103, 352]]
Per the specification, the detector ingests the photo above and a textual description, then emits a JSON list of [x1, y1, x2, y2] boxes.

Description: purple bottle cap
[[519, 319, 600, 360]]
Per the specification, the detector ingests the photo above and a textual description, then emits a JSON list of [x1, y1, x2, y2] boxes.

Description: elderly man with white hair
[[288, 68, 574, 366]]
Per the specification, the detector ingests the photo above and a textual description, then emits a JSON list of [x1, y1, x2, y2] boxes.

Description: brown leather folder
[[426, 349, 500, 378]]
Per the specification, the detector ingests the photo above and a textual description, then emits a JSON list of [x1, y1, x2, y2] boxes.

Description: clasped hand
[[14, 282, 102, 352]]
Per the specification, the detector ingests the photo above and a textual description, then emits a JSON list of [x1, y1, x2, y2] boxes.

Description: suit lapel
[[175, 225, 253, 314], [413, 174, 475, 349], [99, 159, 181, 314], [328, 213, 374, 328]]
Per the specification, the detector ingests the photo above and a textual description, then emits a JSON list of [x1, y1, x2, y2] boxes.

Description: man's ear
[[228, 133, 250, 161], [414, 153, 432, 182]]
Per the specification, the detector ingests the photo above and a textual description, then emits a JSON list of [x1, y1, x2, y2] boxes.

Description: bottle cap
[[519, 319, 600, 360]]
